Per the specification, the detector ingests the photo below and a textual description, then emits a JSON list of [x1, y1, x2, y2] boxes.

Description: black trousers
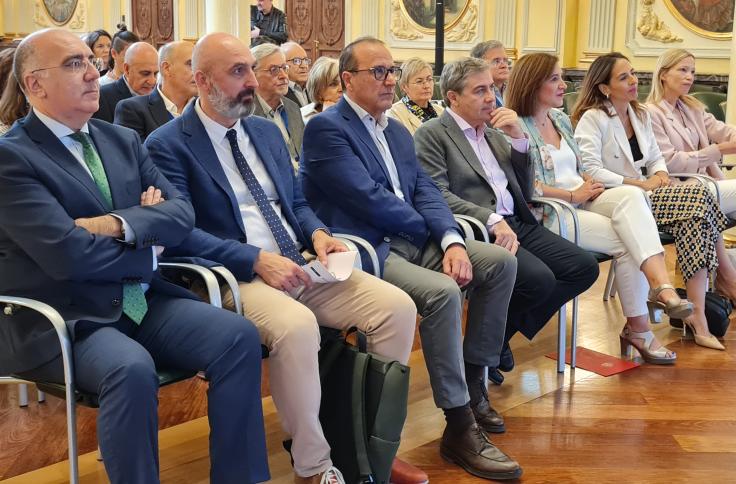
[[503, 216, 599, 342]]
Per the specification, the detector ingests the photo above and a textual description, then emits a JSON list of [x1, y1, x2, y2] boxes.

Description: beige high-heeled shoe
[[647, 284, 694, 320], [619, 325, 677, 364], [681, 319, 726, 351]]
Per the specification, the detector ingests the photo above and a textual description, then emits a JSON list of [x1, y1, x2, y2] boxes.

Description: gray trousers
[[383, 238, 517, 409]]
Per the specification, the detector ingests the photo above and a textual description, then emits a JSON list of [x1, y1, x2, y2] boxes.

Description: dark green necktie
[[69, 131, 148, 325]]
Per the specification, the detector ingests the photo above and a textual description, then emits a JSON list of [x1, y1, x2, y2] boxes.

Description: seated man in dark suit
[[282, 41, 311, 107], [251, 43, 304, 169], [414, 57, 599, 385], [114, 40, 196, 140], [0, 28, 268, 484], [93, 41, 158, 122], [301, 36, 522, 481], [146, 32, 417, 484]]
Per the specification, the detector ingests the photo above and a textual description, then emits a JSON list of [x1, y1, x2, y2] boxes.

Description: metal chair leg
[[556, 304, 567, 373], [18, 383, 28, 407], [37, 388, 45, 403], [603, 260, 616, 301]]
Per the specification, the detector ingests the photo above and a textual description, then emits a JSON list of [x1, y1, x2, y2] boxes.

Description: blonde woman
[[388, 57, 443, 134], [301, 56, 342, 124], [647, 48, 736, 219]]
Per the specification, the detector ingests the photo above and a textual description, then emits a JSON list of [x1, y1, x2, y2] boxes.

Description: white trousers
[[553, 186, 664, 317], [712, 178, 736, 218]]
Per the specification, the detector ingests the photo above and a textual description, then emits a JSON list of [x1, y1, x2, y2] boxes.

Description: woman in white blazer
[[387, 58, 444, 135], [647, 48, 736, 218], [573, 52, 730, 351]]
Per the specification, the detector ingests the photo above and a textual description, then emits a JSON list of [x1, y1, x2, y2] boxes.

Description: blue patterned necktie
[[69, 132, 148, 325], [225, 129, 307, 265]]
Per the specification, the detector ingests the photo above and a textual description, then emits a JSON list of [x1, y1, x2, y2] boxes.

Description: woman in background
[[300, 57, 342, 124], [99, 27, 140, 86], [388, 57, 443, 135], [84, 29, 112, 73]]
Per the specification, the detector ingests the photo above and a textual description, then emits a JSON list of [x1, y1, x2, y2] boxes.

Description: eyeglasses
[[349, 66, 402, 81], [258, 63, 290, 76], [31, 57, 101, 75], [287, 57, 312, 66], [488, 57, 511, 67], [410, 76, 434, 86]]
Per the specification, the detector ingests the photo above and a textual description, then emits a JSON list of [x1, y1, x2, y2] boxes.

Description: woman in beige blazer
[[387, 57, 444, 135], [647, 48, 736, 216], [573, 52, 732, 351]]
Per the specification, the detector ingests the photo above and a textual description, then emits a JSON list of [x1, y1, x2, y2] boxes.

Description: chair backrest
[[562, 91, 578, 114], [564, 80, 575, 93], [720, 100, 728, 119], [691, 91, 727, 122]]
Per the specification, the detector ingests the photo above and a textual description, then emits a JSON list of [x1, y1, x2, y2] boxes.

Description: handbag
[[317, 329, 410, 484], [670, 288, 732, 337]]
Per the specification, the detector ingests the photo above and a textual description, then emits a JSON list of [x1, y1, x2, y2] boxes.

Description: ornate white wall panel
[[520, 0, 562, 54]]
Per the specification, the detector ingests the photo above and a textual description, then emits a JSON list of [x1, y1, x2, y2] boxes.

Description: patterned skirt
[[649, 183, 729, 281]]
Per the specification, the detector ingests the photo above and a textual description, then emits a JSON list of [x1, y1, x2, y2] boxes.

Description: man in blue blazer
[[146, 33, 416, 484], [301, 37, 522, 481], [0, 29, 268, 484]]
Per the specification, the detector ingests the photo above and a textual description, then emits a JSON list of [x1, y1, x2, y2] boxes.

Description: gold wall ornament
[[637, 0, 683, 43], [446, 3, 478, 42], [398, 0, 473, 35], [390, 0, 423, 40], [663, 0, 733, 40], [34, 0, 85, 29]]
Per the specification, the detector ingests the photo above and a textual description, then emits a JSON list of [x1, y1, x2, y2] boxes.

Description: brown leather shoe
[[471, 397, 506, 433], [440, 423, 522, 481], [390, 457, 429, 484]]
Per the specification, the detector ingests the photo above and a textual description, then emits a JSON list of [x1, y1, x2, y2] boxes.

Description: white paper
[[302, 250, 358, 283]]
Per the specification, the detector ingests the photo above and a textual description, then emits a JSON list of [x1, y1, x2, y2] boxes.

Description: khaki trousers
[[223, 268, 416, 478]]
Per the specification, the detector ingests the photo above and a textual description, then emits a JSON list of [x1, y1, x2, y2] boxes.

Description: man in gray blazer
[[415, 57, 598, 385], [251, 42, 304, 169]]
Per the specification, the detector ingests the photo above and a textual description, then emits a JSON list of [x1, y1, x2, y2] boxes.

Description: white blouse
[[549, 137, 584, 191]]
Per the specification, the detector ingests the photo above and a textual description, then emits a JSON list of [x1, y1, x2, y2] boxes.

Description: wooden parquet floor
[[2, 255, 736, 483]]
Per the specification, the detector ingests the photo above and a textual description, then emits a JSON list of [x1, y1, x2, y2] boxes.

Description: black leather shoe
[[440, 423, 522, 480], [488, 367, 504, 385], [498, 343, 514, 372], [471, 396, 506, 433]]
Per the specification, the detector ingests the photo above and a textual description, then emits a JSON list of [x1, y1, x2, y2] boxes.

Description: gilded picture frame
[[42, 0, 79, 25], [399, 0, 472, 34], [663, 0, 734, 40]]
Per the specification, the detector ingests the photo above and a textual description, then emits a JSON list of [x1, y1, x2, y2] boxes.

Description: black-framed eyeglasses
[[288, 57, 312, 66], [349, 66, 402, 81], [31, 57, 101, 75], [258, 63, 290, 77]]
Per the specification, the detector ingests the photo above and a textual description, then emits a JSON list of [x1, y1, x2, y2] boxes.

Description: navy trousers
[[22, 292, 269, 484]]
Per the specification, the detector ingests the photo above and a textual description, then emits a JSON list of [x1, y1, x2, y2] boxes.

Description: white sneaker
[[320, 466, 345, 484]]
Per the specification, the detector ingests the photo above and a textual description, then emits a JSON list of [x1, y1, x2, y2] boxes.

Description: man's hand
[[442, 244, 473, 287], [312, 230, 347, 265], [254, 250, 312, 292], [74, 215, 123, 238], [250, 27, 260, 38], [490, 219, 519, 255], [140, 186, 164, 206], [489, 107, 525, 140]]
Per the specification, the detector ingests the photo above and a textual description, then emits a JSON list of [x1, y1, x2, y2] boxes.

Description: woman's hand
[[571, 179, 605, 203]]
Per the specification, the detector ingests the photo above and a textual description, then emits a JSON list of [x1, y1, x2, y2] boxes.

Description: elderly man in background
[[282, 41, 311, 107], [470, 40, 510, 107], [251, 43, 304, 168], [94, 41, 159, 122], [114, 40, 197, 140]]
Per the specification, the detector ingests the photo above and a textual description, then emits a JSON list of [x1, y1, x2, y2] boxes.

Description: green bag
[[318, 330, 410, 484]]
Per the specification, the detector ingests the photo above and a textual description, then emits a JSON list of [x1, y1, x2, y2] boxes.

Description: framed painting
[[399, 0, 472, 34], [42, 0, 78, 25], [663, 0, 734, 39]]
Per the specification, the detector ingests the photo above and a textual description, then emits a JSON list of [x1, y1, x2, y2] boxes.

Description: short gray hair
[[306, 56, 339, 104], [13, 39, 36, 94], [440, 57, 489, 107], [251, 43, 282, 64], [470, 40, 504, 60], [399, 57, 432, 94]]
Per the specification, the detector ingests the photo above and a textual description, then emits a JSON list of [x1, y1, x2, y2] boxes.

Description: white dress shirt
[[158, 86, 181, 117], [343, 95, 464, 250], [289, 81, 309, 107], [194, 100, 300, 255]]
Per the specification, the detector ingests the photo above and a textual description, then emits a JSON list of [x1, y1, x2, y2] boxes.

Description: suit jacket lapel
[[181, 106, 245, 234], [607, 104, 634, 166], [22, 112, 109, 211], [628, 103, 648, 161], [441, 111, 493, 190], [88, 122, 129, 209], [338, 99, 393, 183], [149, 89, 171, 127], [242, 119, 291, 212]]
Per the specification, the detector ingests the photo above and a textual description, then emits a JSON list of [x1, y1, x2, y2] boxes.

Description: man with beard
[[114, 41, 197, 140], [145, 32, 417, 484]]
